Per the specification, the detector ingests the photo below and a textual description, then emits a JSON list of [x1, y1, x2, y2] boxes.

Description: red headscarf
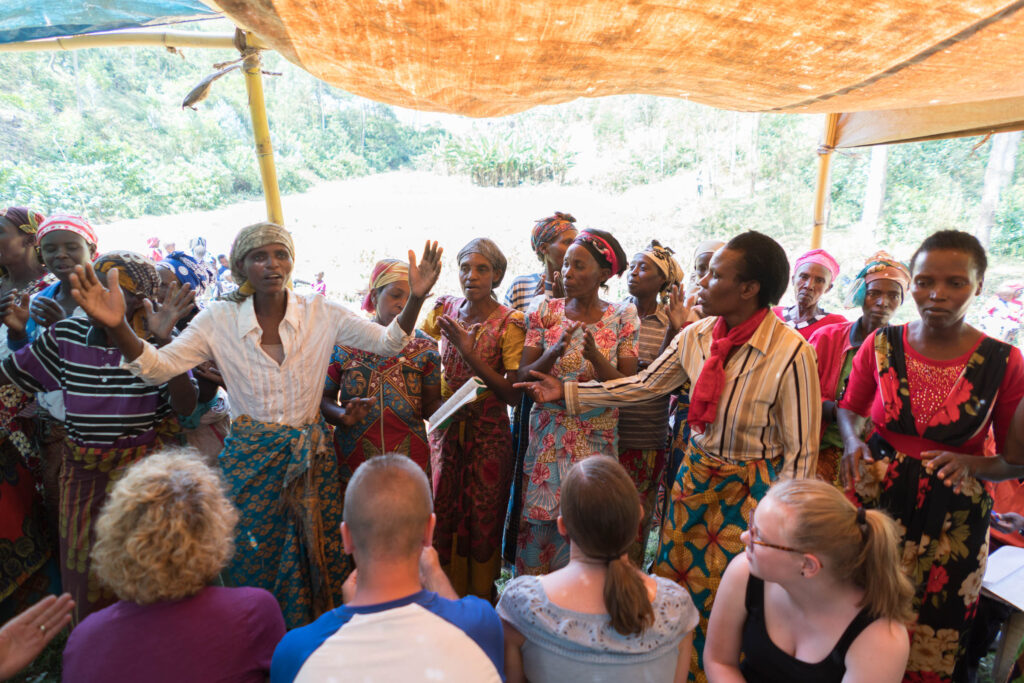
[[687, 308, 770, 434]]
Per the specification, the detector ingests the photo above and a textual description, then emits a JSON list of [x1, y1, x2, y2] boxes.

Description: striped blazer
[[565, 311, 820, 479]]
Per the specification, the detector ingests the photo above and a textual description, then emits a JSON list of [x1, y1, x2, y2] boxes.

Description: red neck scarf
[[688, 307, 771, 434]]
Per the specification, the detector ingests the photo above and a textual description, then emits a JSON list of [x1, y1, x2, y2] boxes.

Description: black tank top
[[739, 575, 875, 683]]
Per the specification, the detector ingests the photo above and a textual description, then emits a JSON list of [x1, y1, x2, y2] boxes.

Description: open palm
[[408, 241, 443, 299], [69, 263, 127, 329]]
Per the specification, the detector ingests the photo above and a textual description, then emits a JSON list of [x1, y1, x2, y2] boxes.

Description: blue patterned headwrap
[[160, 251, 214, 300]]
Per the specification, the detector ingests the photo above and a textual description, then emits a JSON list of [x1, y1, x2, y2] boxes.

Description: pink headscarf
[[362, 259, 409, 312], [35, 214, 98, 249], [793, 248, 839, 282]]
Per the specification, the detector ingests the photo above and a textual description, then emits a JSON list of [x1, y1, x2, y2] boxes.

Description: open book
[[982, 545, 1024, 610], [427, 376, 488, 433]]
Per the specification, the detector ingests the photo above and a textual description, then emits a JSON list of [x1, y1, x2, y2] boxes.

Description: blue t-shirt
[[271, 590, 504, 683]]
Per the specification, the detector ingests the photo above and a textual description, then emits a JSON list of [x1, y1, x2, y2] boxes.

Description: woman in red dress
[[838, 230, 1024, 683]]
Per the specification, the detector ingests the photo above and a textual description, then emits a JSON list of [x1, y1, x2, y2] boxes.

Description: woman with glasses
[[704, 478, 912, 683]]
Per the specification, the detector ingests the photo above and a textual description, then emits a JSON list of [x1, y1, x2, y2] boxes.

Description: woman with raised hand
[[63, 449, 285, 682], [68, 222, 441, 628], [619, 240, 683, 564], [514, 228, 639, 576], [838, 230, 1024, 682], [705, 478, 912, 683], [808, 252, 910, 486], [322, 258, 442, 482], [421, 238, 524, 601], [498, 456, 697, 683], [0, 251, 197, 625]]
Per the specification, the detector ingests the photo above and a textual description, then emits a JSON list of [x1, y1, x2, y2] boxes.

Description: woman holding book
[[514, 228, 639, 576], [421, 238, 525, 601]]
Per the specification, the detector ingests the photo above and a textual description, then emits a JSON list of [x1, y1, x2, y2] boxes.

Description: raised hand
[[665, 283, 697, 331], [513, 369, 565, 404], [0, 593, 74, 680], [0, 292, 31, 335], [437, 314, 479, 356], [69, 263, 127, 330], [29, 296, 65, 329], [339, 398, 374, 426], [142, 281, 195, 344], [408, 241, 443, 300]]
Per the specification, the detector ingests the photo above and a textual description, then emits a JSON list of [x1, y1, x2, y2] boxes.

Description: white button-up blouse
[[122, 289, 410, 427]]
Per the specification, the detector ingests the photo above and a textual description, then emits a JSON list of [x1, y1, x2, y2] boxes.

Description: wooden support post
[[811, 113, 841, 249], [241, 39, 284, 226]]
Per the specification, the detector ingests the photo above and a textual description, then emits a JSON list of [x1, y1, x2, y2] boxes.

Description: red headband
[[575, 231, 622, 276]]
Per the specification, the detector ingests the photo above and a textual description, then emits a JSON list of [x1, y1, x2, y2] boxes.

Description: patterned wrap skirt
[[853, 434, 992, 683], [654, 439, 779, 683], [219, 416, 349, 629]]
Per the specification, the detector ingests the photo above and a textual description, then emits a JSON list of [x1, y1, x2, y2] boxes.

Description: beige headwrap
[[225, 222, 295, 302], [641, 240, 683, 291]]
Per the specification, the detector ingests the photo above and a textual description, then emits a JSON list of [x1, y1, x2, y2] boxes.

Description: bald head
[[343, 454, 433, 562]]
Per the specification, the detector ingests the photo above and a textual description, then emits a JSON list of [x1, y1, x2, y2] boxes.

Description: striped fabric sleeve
[[774, 343, 822, 480], [1, 326, 63, 394], [565, 332, 689, 416]]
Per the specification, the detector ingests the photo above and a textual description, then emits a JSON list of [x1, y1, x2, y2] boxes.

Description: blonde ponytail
[[768, 479, 913, 622]]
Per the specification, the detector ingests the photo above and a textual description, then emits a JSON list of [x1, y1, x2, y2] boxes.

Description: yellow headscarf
[[225, 222, 295, 302]]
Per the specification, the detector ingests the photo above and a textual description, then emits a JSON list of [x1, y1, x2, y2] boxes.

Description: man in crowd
[[270, 454, 503, 683]]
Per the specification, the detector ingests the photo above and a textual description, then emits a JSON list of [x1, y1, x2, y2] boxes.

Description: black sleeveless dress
[[739, 576, 875, 683]]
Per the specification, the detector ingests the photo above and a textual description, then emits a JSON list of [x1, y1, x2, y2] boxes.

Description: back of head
[[725, 231, 790, 307], [561, 456, 653, 635], [92, 448, 238, 604], [344, 454, 433, 563], [910, 229, 987, 279], [767, 479, 913, 622]]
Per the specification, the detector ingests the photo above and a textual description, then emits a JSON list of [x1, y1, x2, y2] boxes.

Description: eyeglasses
[[747, 520, 809, 556]]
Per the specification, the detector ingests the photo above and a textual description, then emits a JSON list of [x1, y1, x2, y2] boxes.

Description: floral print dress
[[840, 325, 1024, 683], [422, 295, 525, 601], [516, 298, 639, 575]]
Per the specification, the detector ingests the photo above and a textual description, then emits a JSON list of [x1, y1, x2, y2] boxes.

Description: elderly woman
[[322, 259, 442, 481], [514, 228, 639, 576], [0, 251, 197, 625], [839, 231, 1024, 681], [773, 248, 847, 339], [808, 252, 910, 485], [63, 450, 285, 682], [0, 207, 54, 619], [69, 223, 441, 628], [620, 240, 683, 564], [156, 251, 230, 465], [422, 238, 525, 600]]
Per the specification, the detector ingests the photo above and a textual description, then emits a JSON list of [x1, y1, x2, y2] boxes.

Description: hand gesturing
[[408, 241, 443, 300]]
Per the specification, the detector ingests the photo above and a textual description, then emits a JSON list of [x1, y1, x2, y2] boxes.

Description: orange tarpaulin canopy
[[209, 0, 1024, 127]]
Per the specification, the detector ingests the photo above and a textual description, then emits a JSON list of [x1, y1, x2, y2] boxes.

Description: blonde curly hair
[[92, 448, 238, 604]]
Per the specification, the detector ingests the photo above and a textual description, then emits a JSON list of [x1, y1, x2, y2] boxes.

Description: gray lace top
[[496, 574, 698, 682]]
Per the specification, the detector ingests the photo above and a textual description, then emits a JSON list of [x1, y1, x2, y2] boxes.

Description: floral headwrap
[[573, 229, 627, 277], [226, 222, 295, 303], [530, 212, 576, 256], [362, 258, 409, 313], [94, 251, 161, 337], [793, 248, 840, 282], [161, 251, 214, 301], [844, 251, 912, 308], [0, 207, 45, 235], [640, 240, 683, 291], [35, 214, 98, 249]]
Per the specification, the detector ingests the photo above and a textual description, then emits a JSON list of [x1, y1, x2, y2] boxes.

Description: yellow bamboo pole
[[241, 39, 284, 225], [0, 29, 265, 53], [811, 113, 841, 248]]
